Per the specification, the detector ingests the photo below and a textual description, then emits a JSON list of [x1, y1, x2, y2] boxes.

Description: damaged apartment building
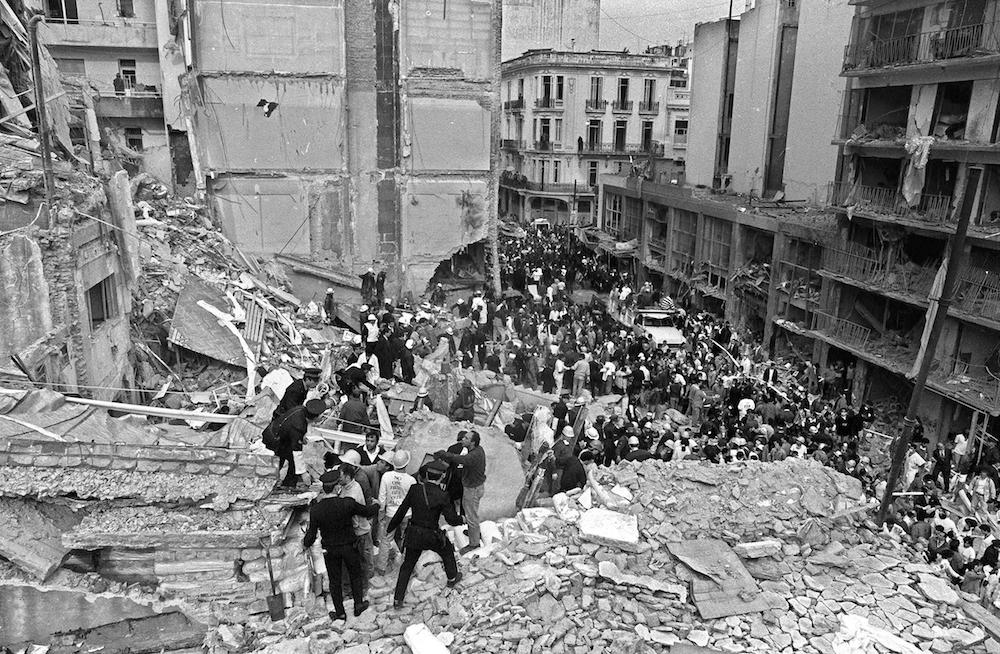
[[171, 0, 502, 297], [595, 0, 1000, 443]]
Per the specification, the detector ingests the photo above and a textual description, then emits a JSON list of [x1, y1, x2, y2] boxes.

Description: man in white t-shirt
[[903, 445, 927, 489], [375, 450, 416, 573]]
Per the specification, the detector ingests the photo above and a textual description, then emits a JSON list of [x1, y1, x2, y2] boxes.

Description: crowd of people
[[264, 223, 1000, 622]]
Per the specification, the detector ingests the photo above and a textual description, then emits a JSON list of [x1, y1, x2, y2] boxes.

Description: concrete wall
[[688, 19, 728, 188], [401, 0, 494, 79], [502, 0, 600, 61], [190, 77, 345, 172], [0, 236, 53, 366], [728, 0, 783, 196], [48, 45, 161, 95], [191, 0, 345, 73], [154, 0, 186, 129], [407, 97, 492, 172], [103, 116, 171, 183], [782, 0, 853, 204]]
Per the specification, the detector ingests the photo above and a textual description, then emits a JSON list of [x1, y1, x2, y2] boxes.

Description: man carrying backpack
[[263, 398, 327, 488]]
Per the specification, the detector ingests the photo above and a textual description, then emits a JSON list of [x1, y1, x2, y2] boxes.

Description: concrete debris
[[578, 508, 640, 552]]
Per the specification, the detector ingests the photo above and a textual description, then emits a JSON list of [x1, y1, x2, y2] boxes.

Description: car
[[531, 218, 551, 230], [634, 310, 686, 347]]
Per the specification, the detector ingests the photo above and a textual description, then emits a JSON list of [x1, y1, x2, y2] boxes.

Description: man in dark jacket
[[303, 469, 379, 620], [339, 389, 371, 435], [273, 367, 320, 419], [387, 461, 464, 608], [436, 431, 487, 554], [449, 379, 476, 422], [399, 339, 416, 384], [274, 399, 327, 487]]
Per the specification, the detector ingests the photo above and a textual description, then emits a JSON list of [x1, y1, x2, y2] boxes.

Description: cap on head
[[405, 339, 414, 349], [393, 450, 411, 470], [417, 387, 428, 397], [377, 451, 395, 467], [367, 314, 376, 321], [360, 304, 369, 312], [562, 426, 574, 438], [320, 469, 341, 485], [327, 287, 334, 293], [628, 436, 640, 446], [305, 399, 327, 417]]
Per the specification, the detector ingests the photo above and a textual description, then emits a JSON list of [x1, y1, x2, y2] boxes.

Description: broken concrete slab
[[918, 573, 960, 606], [577, 508, 639, 552], [733, 539, 783, 559], [0, 498, 81, 579], [597, 560, 687, 600], [669, 539, 777, 620]]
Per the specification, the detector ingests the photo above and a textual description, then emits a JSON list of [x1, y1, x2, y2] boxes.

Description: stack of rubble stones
[[219, 458, 997, 654]]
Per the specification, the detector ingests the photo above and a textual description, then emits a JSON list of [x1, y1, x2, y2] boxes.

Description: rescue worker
[[387, 460, 464, 609], [273, 367, 321, 418], [323, 288, 338, 325], [449, 379, 476, 422], [273, 398, 326, 488], [302, 469, 379, 621]]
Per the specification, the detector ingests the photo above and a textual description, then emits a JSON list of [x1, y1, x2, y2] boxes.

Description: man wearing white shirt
[[375, 451, 416, 573]]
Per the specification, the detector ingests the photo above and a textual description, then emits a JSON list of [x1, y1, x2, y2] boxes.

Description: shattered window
[[87, 275, 119, 329]]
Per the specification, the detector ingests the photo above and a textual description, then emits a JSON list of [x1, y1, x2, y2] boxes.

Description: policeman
[[302, 469, 379, 621], [386, 460, 464, 609]]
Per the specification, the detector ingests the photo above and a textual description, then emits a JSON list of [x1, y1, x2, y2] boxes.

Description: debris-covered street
[[3, 0, 1000, 652]]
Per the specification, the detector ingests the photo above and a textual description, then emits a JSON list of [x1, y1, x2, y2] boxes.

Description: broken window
[[87, 275, 119, 329], [963, 164, 1000, 225], [45, 0, 78, 23], [125, 127, 144, 151], [857, 85, 911, 139], [623, 198, 643, 240], [641, 121, 653, 151], [931, 80, 972, 140], [604, 192, 623, 237], [118, 59, 137, 89], [671, 209, 698, 275], [53, 57, 86, 76], [859, 8, 923, 67], [703, 217, 732, 291]]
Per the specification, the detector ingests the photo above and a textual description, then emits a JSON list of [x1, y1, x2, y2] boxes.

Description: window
[[587, 119, 601, 147], [506, 80, 511, 101], [674, 119, 688, 137], [117, 0, 134, 17], [553, 160, 560, 183], [515, 117, 523, 140], [703, 217, 732, 290], [614, 120, 627, 151], [45, 0, 78, 23], [87, 275, 118, 329], [556, 76, 564, 101], [643, 79, 656, 104], [617, 78, 629, 103], [589, 76, 603, 102], [604, 193, 623, 236], [641, 121, 653, 150], [669, 77, 687, 88], [69, 126, 87, 146], [541, 75, 552, 101], [554, 118, 563, 143], [517, 78, 524, 99], [124, 127, 143, 151], [671, 209, 698, 273], [119, 59, 137, 89], [53, 57, 86, 75], [588, 161, 598, 186], [623, 197, 642, 240]]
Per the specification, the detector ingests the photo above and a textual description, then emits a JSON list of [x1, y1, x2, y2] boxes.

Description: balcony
[[95, 91, 163, 119], [585, 99, 608, 112], [810, 312, 873, 352], [503, 99, 524, 111], [534, 98, 564, 111], [673, 133, 687, 149], [40, 18, 158, 49], [611, 100, 634, 113], [501, 139, 525, 151], [579, 141, 664, 156], [638, 101, 660, 114], [532, 140, 562, 152], [928, 355, 1000, 414], [827, 181, 952, 224], [954, 266, 1000, 326], [822, 244, 937, 300], [667, 90, 690, 105], [843, 22, 1000, 74]]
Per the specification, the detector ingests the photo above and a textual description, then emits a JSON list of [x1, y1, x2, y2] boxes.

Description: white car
[[634, 310, 686, 348]]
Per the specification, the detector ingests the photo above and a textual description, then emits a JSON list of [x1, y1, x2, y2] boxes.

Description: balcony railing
[[503, 99, 524, 111], [611, 100, 634, 113], [579, 141, 664, 156], [532, 140, 562, 151], [843, 22, 1000, 73], [501, 139, 525, 150], [585, 99, 608, 112], [673, 133, 687, 147], [638, 101, 660, 114], [823, 244, 937, 299], [535, 98, 564, 110], [827, 181, 952, 223], [40, 17, 157, 48], [928, 355, 1000, 412], [955, 266, 1000, 324], [810, 311, 872, 351]]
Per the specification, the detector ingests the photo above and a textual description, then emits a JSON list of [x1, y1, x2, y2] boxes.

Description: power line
[[599, 6, 665, 45]]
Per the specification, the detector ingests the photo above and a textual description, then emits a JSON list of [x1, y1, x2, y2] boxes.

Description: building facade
[[170, 0, 501, 296], [39, 0, 186, 186], [597, 0, 1000, 443], [502, 0, 601, 61], [500, 47, 690, 226]]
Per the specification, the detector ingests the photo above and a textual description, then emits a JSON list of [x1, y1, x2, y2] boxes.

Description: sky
[[598, 0, 740, 51]]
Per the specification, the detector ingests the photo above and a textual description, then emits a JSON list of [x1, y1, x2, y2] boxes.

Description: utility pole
[[875, 198, 972, 525], [28, 15, 55, 215], [487, 0, 502, 297]]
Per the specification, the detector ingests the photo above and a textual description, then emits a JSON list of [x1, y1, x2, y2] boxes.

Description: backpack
[[262, 406, 303, 452]]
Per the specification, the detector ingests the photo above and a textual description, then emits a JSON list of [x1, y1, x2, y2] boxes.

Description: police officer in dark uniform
[[387, 460, 464, 609], [302, 469, 379, 621], [274, 367, 321, 418]]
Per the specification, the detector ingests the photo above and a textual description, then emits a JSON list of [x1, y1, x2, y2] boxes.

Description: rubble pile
[[211, 458, 997, 654], [74, 505, 285, 536]]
